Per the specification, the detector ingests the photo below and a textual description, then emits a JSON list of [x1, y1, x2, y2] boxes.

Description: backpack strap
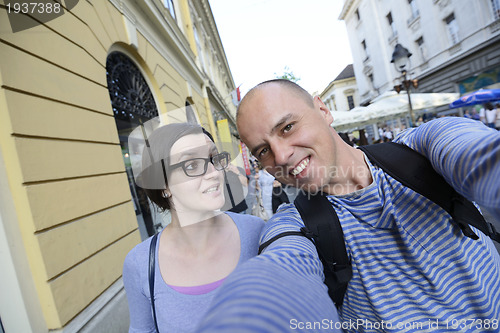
[[358, 142, 500, 243], [149, 233, 160, 333], [294, 192, 352, 306], [257, 192, 352, 307], [258, 230, 310, 254]]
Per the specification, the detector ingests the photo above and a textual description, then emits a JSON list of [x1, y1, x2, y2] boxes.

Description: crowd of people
[[122, 80, 499, 333], [465, 102, 500, 129]]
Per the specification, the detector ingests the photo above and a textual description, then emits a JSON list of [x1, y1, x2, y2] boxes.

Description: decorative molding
[[449, 42, 462, 56], [363, 65, 373, 76], [489, 19, 500, 33], [434, 0, 451, 10], [339, 0, 356, 20], [407, 15, 421, 32], [388, 31, 398, 45], [123, 15, 139, 49]]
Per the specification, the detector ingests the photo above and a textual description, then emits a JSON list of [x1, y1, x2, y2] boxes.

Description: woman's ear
[[162, 190, 171, 198]]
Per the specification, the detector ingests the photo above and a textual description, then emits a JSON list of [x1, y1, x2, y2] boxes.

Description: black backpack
[[259, 142, 500, 307]]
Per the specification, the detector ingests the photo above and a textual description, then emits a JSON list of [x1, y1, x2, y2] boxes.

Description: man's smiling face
[[237, 83, 338, 193]]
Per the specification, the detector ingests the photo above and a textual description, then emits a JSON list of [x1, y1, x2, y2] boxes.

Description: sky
[[208, 0, 353, 96]]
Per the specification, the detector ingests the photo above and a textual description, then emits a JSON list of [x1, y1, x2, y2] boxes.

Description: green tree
[[274, 66, 300, 83]]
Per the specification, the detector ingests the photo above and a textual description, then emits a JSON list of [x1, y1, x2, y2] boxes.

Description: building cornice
[[197, 0, 236, 89], [339, 0, 355, 20]]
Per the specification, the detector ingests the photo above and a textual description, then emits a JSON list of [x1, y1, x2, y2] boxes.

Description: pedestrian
[[221, 163, 248, 213], [383, 127, 393, 141], [257, 165, 275, 219], [122, 122, 264, 332], [197, 79, 500, 332], [480, 102, 498, 129], [471, 109, 481, 120], [249, 163, 269, 220]]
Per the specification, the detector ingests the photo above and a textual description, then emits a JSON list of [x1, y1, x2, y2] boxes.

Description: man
[[198, 79, 500, 332], [479, 102, 498, 129], [221, 163, 249, 213]]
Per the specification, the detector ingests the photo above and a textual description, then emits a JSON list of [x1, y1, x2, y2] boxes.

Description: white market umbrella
[[366, 91, 459, 118], [330, 109, 374, 132], [331, 91, 459, 131]]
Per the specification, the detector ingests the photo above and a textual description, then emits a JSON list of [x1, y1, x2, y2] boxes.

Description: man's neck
[[323, 145, 372, 196]]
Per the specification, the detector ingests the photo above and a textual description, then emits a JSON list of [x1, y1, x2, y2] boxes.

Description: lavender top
[[123, 212, 265, 333]]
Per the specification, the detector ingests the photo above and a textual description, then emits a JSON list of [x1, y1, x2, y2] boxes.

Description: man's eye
[[283, 124, 293, 133], [258, 147, 269, 158]]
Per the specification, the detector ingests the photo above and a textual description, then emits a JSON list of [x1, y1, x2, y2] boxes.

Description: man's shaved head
[[236, 79, 314, 121]]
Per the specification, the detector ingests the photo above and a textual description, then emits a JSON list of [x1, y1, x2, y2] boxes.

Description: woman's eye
[[185, 161, 199, 170], [283, 124, 293, 133]]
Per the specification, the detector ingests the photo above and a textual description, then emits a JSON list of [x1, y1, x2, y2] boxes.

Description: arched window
[[106, 51, 159, 239]]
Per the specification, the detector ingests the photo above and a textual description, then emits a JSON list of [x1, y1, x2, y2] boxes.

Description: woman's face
[[167, 133, 226, 217]]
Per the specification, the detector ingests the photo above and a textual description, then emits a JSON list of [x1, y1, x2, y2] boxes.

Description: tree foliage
[[274, 66, 300, 83]]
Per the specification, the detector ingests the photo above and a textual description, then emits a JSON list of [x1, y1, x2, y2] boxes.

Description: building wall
[[340, 0, 500, 104], [320, 77, 359, 112], [417, 35, 500, 93], [0, 0, 237, 331]]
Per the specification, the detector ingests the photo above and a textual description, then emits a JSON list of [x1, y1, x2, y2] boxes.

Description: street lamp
[[391, 43, 418, 126]]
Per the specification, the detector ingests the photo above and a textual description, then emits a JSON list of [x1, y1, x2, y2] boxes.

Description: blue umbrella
[[448, 89, 500, 109]]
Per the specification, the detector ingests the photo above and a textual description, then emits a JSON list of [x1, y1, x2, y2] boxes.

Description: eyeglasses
[[169, 151, 230, 177]]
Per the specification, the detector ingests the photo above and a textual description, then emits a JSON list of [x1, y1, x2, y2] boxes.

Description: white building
[[339, 0, 500, 112], [320, 64, 359, 111]]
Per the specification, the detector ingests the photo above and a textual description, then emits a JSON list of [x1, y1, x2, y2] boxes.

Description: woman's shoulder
[[225, 212, 265, 233], [227, 211, 265, 223], [123, 234, 156, 272]]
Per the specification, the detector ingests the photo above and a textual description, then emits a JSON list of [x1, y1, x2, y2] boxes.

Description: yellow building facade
[[0, 0, 239, 331]]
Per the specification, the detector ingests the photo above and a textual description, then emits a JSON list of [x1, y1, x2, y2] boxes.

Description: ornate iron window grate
[[106, 52, 158, 121]]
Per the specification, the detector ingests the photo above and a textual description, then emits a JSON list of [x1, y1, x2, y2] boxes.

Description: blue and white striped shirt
[[198, 117, 500, 332]]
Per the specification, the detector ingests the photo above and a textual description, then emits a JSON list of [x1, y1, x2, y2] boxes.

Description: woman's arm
[[123, 246, 156, 333]]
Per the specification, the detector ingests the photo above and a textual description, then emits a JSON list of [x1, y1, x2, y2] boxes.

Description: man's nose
[[271, 140, 293, 166]]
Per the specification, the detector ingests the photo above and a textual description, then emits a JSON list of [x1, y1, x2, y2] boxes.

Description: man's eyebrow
[[250, 113, 293, 156]]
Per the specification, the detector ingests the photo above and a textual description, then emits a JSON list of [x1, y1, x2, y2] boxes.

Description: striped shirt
[[198, 117, 500, 332]]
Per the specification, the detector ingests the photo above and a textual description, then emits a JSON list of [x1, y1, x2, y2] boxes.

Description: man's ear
[[314, 96, 333, 123]]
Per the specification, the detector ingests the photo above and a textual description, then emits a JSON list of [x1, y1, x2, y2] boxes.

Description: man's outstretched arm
[[197, 207, 342, 332], [395, 117, 500, 220]]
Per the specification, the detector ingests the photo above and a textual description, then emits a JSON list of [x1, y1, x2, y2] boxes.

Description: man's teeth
[[204, 185, 218, 193], [291, 158, 309, 176]]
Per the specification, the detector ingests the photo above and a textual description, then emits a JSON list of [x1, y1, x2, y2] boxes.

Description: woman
[[123, 123, 264, 332]]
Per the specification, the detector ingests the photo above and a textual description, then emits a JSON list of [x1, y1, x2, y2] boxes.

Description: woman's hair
[[140, 123, 214, 211]]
